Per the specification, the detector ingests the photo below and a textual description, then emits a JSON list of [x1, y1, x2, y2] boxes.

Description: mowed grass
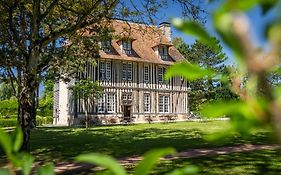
[[28, 121, 275, 163], [147, 149, 281, 175]]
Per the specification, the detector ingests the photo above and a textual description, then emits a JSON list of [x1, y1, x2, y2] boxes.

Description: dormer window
[[101, 40, 112, 53], [158, 46, 168, 60], [122, 40, 132, 55]]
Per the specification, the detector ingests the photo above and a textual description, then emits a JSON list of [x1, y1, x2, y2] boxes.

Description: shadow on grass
[[28, 121, 275, 164]]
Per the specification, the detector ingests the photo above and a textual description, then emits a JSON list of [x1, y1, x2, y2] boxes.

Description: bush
[[0, 118, 18, 127], [0, 98, 18, 117]]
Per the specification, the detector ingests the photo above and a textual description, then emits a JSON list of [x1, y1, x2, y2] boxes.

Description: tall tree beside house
[[172, 37, 236, 112], [0, 0, 205, 151]]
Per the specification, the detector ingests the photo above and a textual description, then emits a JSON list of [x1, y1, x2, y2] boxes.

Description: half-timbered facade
[[53, 20, 189, 126]]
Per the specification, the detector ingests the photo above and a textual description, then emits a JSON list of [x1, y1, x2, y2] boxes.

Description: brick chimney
[[159, 22, 171, 42]]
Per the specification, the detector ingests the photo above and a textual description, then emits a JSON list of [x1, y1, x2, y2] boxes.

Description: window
[[158, 46, 168, 60], [106, 62, 111, 80], [122, 40, 132, 55], [127, 63, 133, 80], [122, 62, 133, 81], [144, 94, 150, 113], [107, 94, 115, 113], [98, 94, 105, 113], [159, 95, 169, 113], [100, 61, 105, 80], [127, 93, 132, 101], [144, 65, 149, 82], [158, 67, 165, 83], [101, 40, 111, 52]]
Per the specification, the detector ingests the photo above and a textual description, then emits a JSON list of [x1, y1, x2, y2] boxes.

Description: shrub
[[0, 118, 17, 127]]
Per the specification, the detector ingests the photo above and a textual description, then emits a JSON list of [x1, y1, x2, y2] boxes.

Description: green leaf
[[12, 127, 23, 152], [134, 148, 176, 175], [200, 100, 249, 118], [165, 62, 215, 81], [76, 153, 127, 175], [37, 164, 55, 175], [166, 165, 199, 175], [0, 128, 12, 156], [171, 19, 217, 50], [22, 153, 35, 175], [0, 168, 9, 175]]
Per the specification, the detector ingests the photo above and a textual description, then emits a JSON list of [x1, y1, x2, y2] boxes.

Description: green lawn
[[28, 121, 275, 164]]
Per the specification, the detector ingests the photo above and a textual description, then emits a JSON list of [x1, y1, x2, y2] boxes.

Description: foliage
[[38, 79, 54, 117], [0, 97, 18, 117], [171, 37, 236, 112], [0, 116, 52, 128], [170, 0, 281, 141], [0, 82, 16, 101]]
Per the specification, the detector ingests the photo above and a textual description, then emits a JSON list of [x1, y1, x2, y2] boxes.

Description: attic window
[[101, 40, 112, 53], [122, 40, 132, 55], [158, 46, 168, 60]]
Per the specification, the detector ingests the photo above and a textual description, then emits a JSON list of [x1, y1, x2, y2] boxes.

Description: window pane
[[122, 63, 127, 80], [98, 94, 105, 113], [158, 67, 163, 83], [127, 63, 133, 80], [106, 62, 111, 80], [144, 94, 150, 112], [144, 65, 149, 82], [107, 94, 115, 113], [164, 96, 169, 113], [100, 61, 105, 80], [159, 95, 164, 113]]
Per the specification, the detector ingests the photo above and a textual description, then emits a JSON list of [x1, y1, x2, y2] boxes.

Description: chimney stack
[[159, 22, 171, 42]]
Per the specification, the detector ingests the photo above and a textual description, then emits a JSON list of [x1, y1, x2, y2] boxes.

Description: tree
[[0, 0, 205, 151], [69, 79, 103, 129], [173, 38, 236, 112]]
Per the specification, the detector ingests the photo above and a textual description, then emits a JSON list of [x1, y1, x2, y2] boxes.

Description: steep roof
[[99, 20, 184, 65]]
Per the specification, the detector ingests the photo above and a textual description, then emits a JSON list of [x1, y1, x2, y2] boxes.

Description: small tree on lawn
[[69, 79, 103, 129]]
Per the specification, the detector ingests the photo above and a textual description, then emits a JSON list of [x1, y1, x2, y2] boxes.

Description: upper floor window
[[100, 61, 111, 81], [101, 40, 112, 53], [144, 65, 149, 82], [158, 46, 168, 60], [122, 40, 132, 55], [122, 62, 133, 81], [158, 67, 166, 83]]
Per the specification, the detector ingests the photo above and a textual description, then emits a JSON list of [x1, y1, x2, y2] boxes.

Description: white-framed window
[[105, 62, 111, 80], [127, 93, 132, 101], [158, 67, 164, 83], [158, 46, 168, 60], [122, 40, 132, 55], [144, 65, 149, 82], [101, 40, 111, 52], [98, 94, 105, 113], [159, 95, 169, 113], [122, 62, 133, 81], [122, 63, 127, 80], [100, 61, 105, 80], [107, 93, 115, 113], [122, 93, 127, 101], [127, 63, 133, 81], [144, 94, 151, 113]]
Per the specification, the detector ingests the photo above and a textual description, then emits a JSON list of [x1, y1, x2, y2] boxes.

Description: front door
[[123, 105, 131, 122]]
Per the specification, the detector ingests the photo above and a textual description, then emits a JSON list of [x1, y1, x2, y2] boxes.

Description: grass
[[27, 121, 275, 164], [147, 149, 281, 175]]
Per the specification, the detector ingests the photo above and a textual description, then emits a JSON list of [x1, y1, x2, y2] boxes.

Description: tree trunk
[[19, 75, 37, 151]]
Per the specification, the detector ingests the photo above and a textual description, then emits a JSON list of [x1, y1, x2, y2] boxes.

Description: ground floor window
[[159, 95, 169, 113], [97, 93, 115, 113], [144, 93, 151, 113]]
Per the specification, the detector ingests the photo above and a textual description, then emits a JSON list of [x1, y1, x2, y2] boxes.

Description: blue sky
[[160, 1, 278, 65]]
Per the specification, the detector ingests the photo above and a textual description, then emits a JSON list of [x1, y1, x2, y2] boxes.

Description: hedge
[[0, 116, 53, 128]]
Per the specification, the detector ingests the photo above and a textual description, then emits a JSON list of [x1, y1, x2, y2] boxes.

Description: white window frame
[[127, 62, 133, 81], [159, 95, 169, 113], [158, 46, 168, 60], [107, 93, 115, 113], [158, 67, 164, 83], [122, 40, 132, 54], [144, 94, 151, 113], [105, 62, 111, 80], [122, 63, 127, 80], [98, 94, 105, 113], [144, 65, 149, 82], [100, 61, 105, 80]]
